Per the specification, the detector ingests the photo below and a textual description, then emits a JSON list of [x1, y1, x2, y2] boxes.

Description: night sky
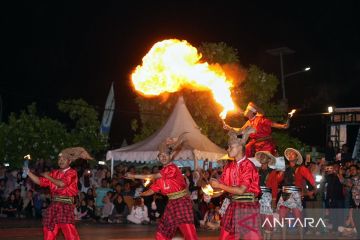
[[2, 1, 360, 150]]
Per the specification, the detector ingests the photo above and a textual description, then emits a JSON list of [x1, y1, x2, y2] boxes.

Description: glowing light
[[144, 178, 151, 187], [315, 175, 322, 183], [328, 106, 333, 113], [131, 39, 236, 119], [202, 184, 214, 196], [24, 154, 31, 160], [288, 109, 296, 118]]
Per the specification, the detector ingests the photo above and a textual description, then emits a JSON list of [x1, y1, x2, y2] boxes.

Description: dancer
[[25, 147, 93, 240], [276, 148, 315, 240], [255, 151, 277, 240], [126, 133, 198, 240], [209, 127, 262, 240], [224, 102, 289, 157]]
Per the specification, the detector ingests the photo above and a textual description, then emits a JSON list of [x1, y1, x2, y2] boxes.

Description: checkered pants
[[221, 201, 261, 238], [157, 196, 195, 239]]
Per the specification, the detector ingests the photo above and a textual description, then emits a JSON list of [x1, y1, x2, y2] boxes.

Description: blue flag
[[100, 82, 115, 135]]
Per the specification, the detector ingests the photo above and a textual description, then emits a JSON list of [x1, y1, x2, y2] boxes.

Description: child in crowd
[[100, 195, 114, 222], [127, 197, 150, 225]]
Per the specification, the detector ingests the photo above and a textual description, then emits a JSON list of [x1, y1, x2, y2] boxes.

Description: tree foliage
[[0, 100, 108, 168], [58, 99, 108, 153], [131, 42, 306, 153]]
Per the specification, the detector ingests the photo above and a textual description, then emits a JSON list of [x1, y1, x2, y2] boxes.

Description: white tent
[[106, 96, 226, 173]]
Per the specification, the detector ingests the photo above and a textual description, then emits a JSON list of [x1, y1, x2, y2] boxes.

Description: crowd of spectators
[[0, 142, 359, 236]]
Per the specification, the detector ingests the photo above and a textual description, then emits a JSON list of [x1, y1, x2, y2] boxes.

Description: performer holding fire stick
[[223, 102, 293, 157], [208, 127, 262, 240], [24, 147, 93, 240], [254, 151, 278, 240], [126, 133, 198, 240], [276, 148, 315, 240]]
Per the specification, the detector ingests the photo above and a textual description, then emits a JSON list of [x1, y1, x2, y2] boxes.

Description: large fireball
[[131, 39, 235, 119]]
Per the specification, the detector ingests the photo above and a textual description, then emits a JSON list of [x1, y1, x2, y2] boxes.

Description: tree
[[58, 99, 109, 154], [0, 100, 108, 168], [131, 42, 304, 153], [1, 103, 70, 167]]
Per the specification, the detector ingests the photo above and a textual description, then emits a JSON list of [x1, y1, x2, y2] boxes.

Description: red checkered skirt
[[157, 195, 194, 239], [43, 201, 75, 231], [221, 201, 261, 237]]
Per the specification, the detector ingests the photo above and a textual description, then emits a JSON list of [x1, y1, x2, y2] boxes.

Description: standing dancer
[[276, 148, 315, 240], [126, 134, 198, 240], [224, 102, 289, 157], [255, 151, 277, 240], [24, 147, 93, 240], [209, 127, 262, 240]]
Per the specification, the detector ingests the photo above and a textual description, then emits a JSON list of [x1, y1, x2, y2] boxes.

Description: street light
[[284, 67, 311, 78], [328, 106, 334, 114]]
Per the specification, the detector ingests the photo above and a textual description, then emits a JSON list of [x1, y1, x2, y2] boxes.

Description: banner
[[100, 82, 115, 135]]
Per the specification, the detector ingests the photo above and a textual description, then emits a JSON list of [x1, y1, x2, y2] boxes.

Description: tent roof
[[106, 96, 226, 163]]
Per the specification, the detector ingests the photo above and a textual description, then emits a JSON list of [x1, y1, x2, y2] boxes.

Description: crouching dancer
[[210, 127, 262, 240], [126, 133, 198, 240], [24, 147, 93, 240]]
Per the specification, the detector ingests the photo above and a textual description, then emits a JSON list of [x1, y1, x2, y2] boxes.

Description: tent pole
[[194, 158, 198, 170], [111, 157, 114, 178]]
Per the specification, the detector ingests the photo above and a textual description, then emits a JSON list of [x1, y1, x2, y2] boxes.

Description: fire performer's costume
[[25, 147, 93, 240], [129, 133, 198, 240], [276, 148, 315, 240], [255, 151, 277, 240], [224, 102, 288, 158], [210, 128, 261, 240], [150, 163, 196, 240]]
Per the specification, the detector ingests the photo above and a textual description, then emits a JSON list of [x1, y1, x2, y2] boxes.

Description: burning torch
[[201, 179, 224, 197], [143, 178, 151, 187], [22, 154, 31, 178], [285, 109, 296, 128]]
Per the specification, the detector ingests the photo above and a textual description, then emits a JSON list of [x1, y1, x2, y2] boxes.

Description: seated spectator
[[33, 191, 43, 219], [78, 199, 88, 220], [149, 193, 166, 223], [100, 195, 114, 222], [111, 184, 123, 202], [127, 197, 150, 225], [85, 188, 95, 202], [20, 189, 34, 218], [3, 193, 20, 218], [122, 182, 135, 197], [85, 199, 99, 222], [110, 194, 129, 223], [79, 169, 97, 193], [200, 204, 221, 230], [94, 179, 113, 216]]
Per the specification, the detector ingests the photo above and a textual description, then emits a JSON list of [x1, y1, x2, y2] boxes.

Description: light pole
[[267, 47, 311, 102], [266, 47, 295, 101]]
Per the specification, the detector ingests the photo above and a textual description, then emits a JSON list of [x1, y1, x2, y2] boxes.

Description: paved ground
[[0, 218, 357, 240]]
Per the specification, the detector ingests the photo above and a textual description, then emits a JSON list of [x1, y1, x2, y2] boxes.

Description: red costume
[[276, 165, 315, 220], [246, 115, 276, 157], [218, 156, 261, 240], [150, 163, 197, 240], [39, 167, 80, 240]]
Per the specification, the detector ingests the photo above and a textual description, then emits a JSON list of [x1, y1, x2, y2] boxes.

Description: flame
[[201, 184, 223, 196], [24, 154, 31, 160], [201, 184, 214, 196], [131, 39, 235, 119], [288, 109, 296, 118], [144, 178, 151, 187]]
